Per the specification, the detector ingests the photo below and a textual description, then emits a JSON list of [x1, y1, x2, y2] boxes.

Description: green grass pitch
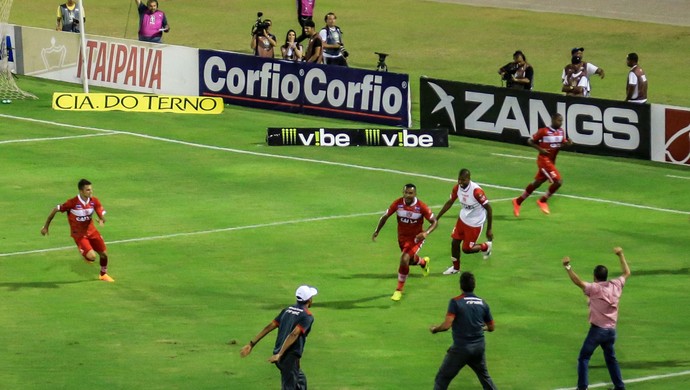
[[3, 1, 690, 389]]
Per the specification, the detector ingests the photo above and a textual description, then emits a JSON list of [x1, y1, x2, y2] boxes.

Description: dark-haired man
[[562, 247, 630, 390], [625, 53, 647, 104], [303, 20, 323, 63], [512, 112, 573, 216], [135, 0, 169, 43], [241, 285, 317, 390], [498, 50, 533, 90], [430, 272, 497, 390], [319, 12, 348, 66], [41, 179, 114, 282], [372, 184, 438, 301], [561, 47, 604, 97], [436, 169, 493, 275]]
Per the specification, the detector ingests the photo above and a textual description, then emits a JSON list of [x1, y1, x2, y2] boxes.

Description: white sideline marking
[[553, 369, 690, 390], [0, 133, 117, 144], [1, 200, 515, 258], [667, 174, 690, 180], [491, 152, 533, 160], [0, 211, 382, 257], [1, 114, 688, 215]]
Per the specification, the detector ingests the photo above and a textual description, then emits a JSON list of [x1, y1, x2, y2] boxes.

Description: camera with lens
[[252, 12, 270, 36], [340, 47, 349, 58], [71, 18, 80, 33], [500, 62, 519, 81]]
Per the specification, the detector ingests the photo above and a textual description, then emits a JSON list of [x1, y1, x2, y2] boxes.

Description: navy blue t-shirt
[[273, 303, 314, 357], [448, 293, 493, 345]]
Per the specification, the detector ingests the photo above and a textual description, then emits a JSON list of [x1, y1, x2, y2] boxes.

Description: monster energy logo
[[365, 129, 381, 145], [281, 128, 298, 145]]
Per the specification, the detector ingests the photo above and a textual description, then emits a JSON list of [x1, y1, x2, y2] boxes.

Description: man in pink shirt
[[562, 247, 630, 390]]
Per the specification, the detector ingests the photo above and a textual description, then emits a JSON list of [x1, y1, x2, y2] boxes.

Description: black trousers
[[275, 353, 307, 390], [434, 343, 497, 390]]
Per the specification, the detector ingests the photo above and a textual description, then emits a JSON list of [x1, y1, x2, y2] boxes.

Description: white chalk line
[[491, 152, 533, 160], [0, 132, 118, 144], [2, 114, 687, 216], [1, 199, 516, 258], [667, 174, 690, 180], [553, 369, 690, 390]]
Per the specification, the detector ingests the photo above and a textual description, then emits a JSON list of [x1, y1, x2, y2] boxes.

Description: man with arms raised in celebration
[[41, 179, 114, 282], [436, 169, 493, 275], [512, 112, 573, 216], [372, 184, 438, 301]]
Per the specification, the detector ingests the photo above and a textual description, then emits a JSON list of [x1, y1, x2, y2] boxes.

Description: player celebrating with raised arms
[[372, 184, 438, 301], [41, 179, 114, 282], [512, 112, 573, 216], [436, 168, 493, 275]]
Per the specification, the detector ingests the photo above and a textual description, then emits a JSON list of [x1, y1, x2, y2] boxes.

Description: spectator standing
[[430, 272, 498, 390], [56, 0, 84, 33], [625, 53, 648, 103], [562, 247, 630, 390], [135, 0, 169, 43], [303, 20, 323, 64], [319, 12, 348, 66], [281, 30, 303, 61], [498, 50, 533, 90], [251, 19, 277, 58], [295, 0, 316, 43], [240, 285, 318, 390], [561, 47, 604, 97]]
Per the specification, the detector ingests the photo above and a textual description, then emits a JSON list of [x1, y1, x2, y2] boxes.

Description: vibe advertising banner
[[266, 128, 448, 147], [419, 77, 651, 159], [650, 104, 690, 166], [199, 50, 411, 127], [52, 93, 224, 114]]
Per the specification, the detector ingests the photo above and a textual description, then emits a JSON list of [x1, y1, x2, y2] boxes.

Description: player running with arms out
[[40, 179, 114, 282], [512, 112, 573, 216], [436, 169, 493, 275], [372, 184, 438, 301]]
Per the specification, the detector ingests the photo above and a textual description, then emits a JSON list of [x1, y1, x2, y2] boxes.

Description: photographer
[[135, 0, 170, 43], [319, 12, 347, 66], [250, 16, 277, 58], [498, 50, 533, 90], [56, 0, 84, 33], [281, 30, 304, 61]]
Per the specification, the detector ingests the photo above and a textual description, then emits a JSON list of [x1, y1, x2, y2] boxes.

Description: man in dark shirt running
[[430, 272, 497, 390], [241, 285, 317, 389]]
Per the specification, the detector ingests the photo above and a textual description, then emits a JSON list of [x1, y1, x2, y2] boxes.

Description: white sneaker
[[443, 266, 459, 275], [482, 241, 493, 260]]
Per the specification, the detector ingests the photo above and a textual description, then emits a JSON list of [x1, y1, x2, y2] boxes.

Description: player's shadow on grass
[[0, 280, 89, 291], [632, 267, 689, 276], [591, 359, 690, 370], [261, 294, 391, 310]]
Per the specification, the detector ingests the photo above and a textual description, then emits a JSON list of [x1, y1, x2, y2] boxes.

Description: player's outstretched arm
[[562, 256, 586, 290], [372, 213, 390, 242], [614, 247, 630, 279], [41, 207, 59, 236], [430, 314, 454, 334], [435, 198, 455, 221], [240, 321, 278, 358]]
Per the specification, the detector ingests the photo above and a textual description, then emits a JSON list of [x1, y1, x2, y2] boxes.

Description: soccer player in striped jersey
[[512, 112, 573, 216], [372, 184, 438, 301], [41, 179, 114, 282]]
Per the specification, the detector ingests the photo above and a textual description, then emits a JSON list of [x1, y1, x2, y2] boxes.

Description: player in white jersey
[[436, 169, 493, 275]]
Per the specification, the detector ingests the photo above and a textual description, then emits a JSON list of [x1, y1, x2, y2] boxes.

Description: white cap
[[295, 285, 318, 302]]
